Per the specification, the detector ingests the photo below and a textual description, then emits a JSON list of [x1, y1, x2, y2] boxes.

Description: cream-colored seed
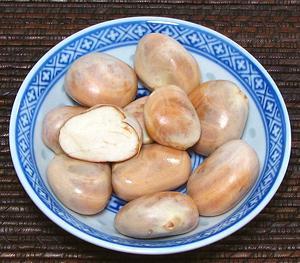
[[59, 105, 142, 162]]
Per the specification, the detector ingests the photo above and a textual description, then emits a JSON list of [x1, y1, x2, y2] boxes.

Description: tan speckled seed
[[115, 192, 199, 238], [134, 33, 201, 94], [187, 140, 259, 216], [47, 154, 112, 215], [112, 143, 191, 201], [189, 80, 249, 156], [42, 105, 86, 153], [65, 52, 137, 107], [144, 85, 201, 150]]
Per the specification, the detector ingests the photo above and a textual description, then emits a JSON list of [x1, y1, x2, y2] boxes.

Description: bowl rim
[[9, 16, 291, 255]]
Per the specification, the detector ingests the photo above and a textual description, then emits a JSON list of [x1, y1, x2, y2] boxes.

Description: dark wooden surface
[[0, 1, 299, 262]]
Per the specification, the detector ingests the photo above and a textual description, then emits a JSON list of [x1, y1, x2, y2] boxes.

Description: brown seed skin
[[134, 33, 201, 94], [187, 140, 259, 216], [144, 85, 201, 150], [112, 143, 191, 201], [42, 106, 86, 154], [114, 192, 199, 239], [188, 80, 249, 156], [65, 52, 138, 107], [47, 154, 112, 215]]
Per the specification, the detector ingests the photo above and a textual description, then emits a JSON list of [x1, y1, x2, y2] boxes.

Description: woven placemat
[[0, 1, 299, 262]]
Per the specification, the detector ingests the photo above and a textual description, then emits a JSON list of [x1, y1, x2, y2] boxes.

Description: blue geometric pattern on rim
[[15, 20, 285, 247]]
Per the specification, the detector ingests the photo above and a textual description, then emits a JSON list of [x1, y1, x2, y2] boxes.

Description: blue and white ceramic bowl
[[9, 17, 291, 254]]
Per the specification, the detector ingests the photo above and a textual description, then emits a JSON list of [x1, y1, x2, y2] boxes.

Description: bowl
[[9, 17, 291, 254]]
